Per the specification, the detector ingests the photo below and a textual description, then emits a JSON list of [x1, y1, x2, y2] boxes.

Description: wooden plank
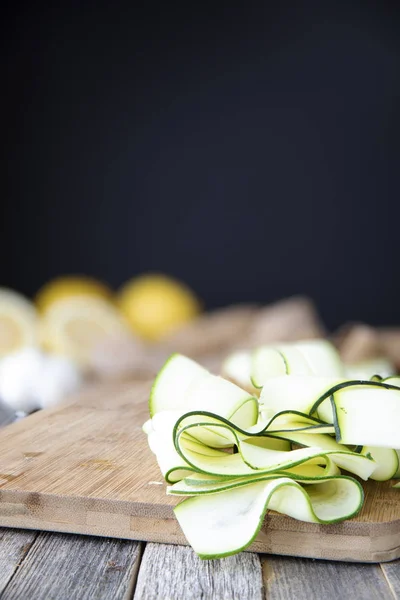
[[381, 561, 400, 597], [1, 531, 142, 600], [0, 381, 399, 562], [0, 528, 37, 593], [262, 556, 395, 600], [134, 543, 264, 600]]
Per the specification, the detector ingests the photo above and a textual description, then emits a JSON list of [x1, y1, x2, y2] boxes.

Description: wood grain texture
[[0, 528, 37, 593], [381, 561, 400, 597], [262, 556, 396, 600], [0, 380, 399, 562], [134, 543, 264, 600], [0, 531, 142, 600]]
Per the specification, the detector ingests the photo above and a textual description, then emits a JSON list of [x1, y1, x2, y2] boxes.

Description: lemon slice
[[40, 296, 129, 368], [0, 289, 38, 357], [36, 276, 113, 313], [117, 274, 201, 341]]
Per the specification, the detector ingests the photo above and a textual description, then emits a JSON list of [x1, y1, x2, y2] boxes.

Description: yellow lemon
[[35, 276, 113, 313], [0, 288, 38, 356], [117, 274, 201, 341], [40, 296, 129, 368]]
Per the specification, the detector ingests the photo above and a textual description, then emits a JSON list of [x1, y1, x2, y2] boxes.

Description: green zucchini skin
[[174, 476, 363, 559], [144, 350, 399, 559]]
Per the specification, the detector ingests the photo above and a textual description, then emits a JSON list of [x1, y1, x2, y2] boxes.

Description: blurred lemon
[[35, 276, 113, 313], [117, 274, 201, 341], [0, 288, 38, 357], [40, 296, 129, 368]]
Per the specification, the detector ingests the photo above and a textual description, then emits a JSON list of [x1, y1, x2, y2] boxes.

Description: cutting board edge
[[0, 514, 399, 563], [0, 488, 176, 519], [1, 487, 399, 531], [0, 489, 399, 563], [1, 381, 399, 564]]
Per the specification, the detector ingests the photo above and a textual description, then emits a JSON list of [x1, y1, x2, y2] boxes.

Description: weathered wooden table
[[0, 407, 399, 599]]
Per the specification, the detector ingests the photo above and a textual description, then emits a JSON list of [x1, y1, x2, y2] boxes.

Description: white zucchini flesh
[[345, 358, 395, 380], [174, 476, 363, 559], [266, 431, 376, 480], [146, 407, 373, 484], [174, 409, 335, 452], [168, 461, 342, 495], [149, 354, 208, 416], [147, 430, 194, 483], [171, 404, 257, 449], [174, 419, 375, 480], [243, 436, 291, 452], [168, 469, 339, 496], [187, 376, 259, 427], [175, 465, 338, 487], [259, 376, 344, 419], [148, 411, 240, 482], [385, 376, 400, 387], [274, 346, 312, 374], [142, 418, 153, 435], [360, 446, 399, 481], [185, 375, 258, 429], [222, 351, 258, 393], [251, 340, 344, 388], [147, 413, 195, 483], [150, 353, 258, 428], [394, 482, 400, 488], [259, 377, 400, 449], [175, 410, 336, 444], [149, 411, 239, 481], [281, 458, 340, 478], [257, 419, 334, 435], [251, 348, 287, 388], [330, 386, 400, 447], [292, 340, 345, 377], [144, 352, 400, 559], [248, 411, 335, 434]]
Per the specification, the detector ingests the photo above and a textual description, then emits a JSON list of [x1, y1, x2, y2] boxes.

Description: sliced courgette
[[144, 351, 399, 559], [150, 353, 258, 428], [345, 358, 395, 380], [252, 340, 344, 388], [149, 354, 207, 416], [330, 386, 400, 447], [259, 375, 344, 420], [174, 476, 363, 559], [173, 412, 375, 480], [222, 351, 257, 393], [360, 446, 399, 481]]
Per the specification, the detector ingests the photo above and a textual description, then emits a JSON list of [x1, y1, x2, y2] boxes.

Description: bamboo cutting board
[[0, 380, 399, 563]]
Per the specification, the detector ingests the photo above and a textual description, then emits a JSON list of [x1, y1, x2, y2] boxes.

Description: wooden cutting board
[[0, 380, 398, 563]]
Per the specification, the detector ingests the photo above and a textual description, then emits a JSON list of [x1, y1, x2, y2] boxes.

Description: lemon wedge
[[117, 274, 201, 341], [0, 289, 38, 357], [35, 276, 113, 313], [40, 296, 129, 368]]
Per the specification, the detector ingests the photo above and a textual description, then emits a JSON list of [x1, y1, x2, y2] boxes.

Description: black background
[[2, 1, 400, 330]]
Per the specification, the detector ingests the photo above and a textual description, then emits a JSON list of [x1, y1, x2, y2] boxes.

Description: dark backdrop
[[2, 1, 400, 330]]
